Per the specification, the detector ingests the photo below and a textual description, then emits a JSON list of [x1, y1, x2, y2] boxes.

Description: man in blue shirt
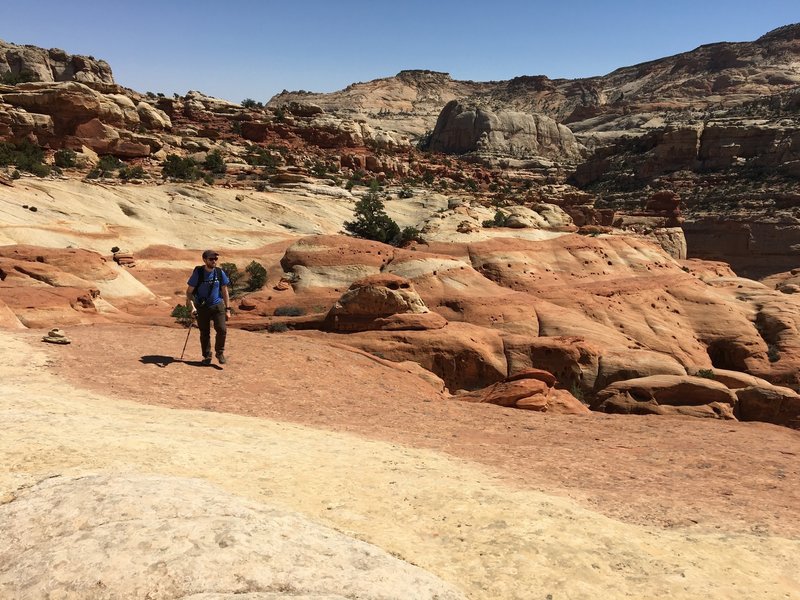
[[186, 249, 231, 365]]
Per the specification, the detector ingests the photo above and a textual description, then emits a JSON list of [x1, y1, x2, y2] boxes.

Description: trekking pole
[[180, 321, 193, 360]]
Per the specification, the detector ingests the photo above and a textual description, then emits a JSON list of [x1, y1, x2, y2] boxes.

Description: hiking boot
[[201, 357, 212, 365], [216, 353, 226, 365]]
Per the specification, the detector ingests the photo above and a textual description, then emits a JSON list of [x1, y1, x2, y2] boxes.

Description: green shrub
[[245, 260, 267, 291], [118, 165, 146, 180], [344, 190, 401, 245], [202, 173, 214, 185], [219, 262, 244, 297], [268, 322, 289, 333], [416, 130, 432, 151], [0, 141, 50, 176], [54, 149, 77, 168], [397, 226, 424, 245], [171, 304, 192, 326], [244, 146, 280, 170], [1, 70, 36, 85], [398, 187, 414, 199], [310, 161, 328, 177], [241, 98, 263, 109], [204, 150, 226, 174], [274, 306, 305, 317], [696, 368, 716, 379], [482, 210, 508, 228], [98, 155, 122, 172], [162, 154, 200, 180]]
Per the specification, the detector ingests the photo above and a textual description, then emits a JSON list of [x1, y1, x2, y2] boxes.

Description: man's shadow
[[139, 355, 222, 370]]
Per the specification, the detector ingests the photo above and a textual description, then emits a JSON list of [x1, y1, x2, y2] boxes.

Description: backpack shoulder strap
[[192, 266, 204, 289]]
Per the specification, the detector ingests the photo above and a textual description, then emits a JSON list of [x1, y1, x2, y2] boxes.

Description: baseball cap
[[202, 249, 219, 259]]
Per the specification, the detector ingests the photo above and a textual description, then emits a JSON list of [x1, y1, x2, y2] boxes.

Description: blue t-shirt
[[188, 267, 230, 307]]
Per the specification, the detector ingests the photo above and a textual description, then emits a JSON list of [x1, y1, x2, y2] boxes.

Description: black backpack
[[192, 266, 222, 307]]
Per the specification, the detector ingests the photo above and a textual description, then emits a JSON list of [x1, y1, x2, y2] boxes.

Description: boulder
[[593, 375, 738, 420], [735, 386, 800, 429], [429, 100, 583, 161], [136, 101, 172, 130], [458, 370, 590, 414], [325, 274, 429, 332], [41, 328, 71, 344]]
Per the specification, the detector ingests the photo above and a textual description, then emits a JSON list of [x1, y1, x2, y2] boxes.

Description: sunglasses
[[206, 256, 219, 261]]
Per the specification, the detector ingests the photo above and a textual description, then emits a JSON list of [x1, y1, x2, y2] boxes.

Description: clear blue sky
[[2, 1, 797, 103]]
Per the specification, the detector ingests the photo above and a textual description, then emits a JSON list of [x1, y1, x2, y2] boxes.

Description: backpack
[[192, 265, 222, 307]]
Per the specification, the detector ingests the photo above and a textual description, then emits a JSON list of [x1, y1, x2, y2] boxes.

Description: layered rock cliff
[[0, 39, 114, 85]]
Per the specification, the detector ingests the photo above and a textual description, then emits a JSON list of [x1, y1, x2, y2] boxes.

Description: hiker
[[186, 249, 231, 365]]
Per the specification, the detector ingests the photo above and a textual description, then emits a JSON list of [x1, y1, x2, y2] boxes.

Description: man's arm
[[222, 285, 231, 319], [186, 285, 197, 316]]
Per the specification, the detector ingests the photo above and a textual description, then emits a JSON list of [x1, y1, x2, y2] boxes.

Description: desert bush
[[244, 146, 280, 170], [696, 368, 716, 379], [344, 190, 401, 245], [416, 130, 432, 151], [267, 322, 289, 333], [118, 165, 146, 180], [397, 226, 424, 245], [398, 187, 414, 199], [241, 98, 263, 109], [309, 161, 328, 177], [171, 304, 192, 326], [274, 306, 305, 317], [54, 149, 77, 168], [245, 260, 267, 291], [219, 262, 244, 297], [204, 150, 226, 174], [162, 154, 200, 180], [1, 70, 36, 85], [0, 141, 50, 177], [482, 210, 508, 228]]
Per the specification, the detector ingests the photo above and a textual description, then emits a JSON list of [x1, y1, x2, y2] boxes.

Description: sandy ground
[[2, 324, 799, 599]]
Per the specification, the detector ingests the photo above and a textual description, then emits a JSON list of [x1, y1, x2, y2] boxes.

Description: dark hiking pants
[[196, 302, 227, 358]]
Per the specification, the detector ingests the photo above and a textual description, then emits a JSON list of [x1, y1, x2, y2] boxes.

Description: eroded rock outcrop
[[324, 273, 437, 332], [0, 39, 114, 84], [429, 100, 583, 162], [593, 374, 738, 420], [457, 368, 590, 414]]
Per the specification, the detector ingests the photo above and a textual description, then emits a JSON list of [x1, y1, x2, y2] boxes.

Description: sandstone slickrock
[[0, 474, 466, 600]]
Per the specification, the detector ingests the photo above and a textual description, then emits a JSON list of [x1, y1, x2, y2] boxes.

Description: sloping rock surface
[[0, 474, 466, 600]]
